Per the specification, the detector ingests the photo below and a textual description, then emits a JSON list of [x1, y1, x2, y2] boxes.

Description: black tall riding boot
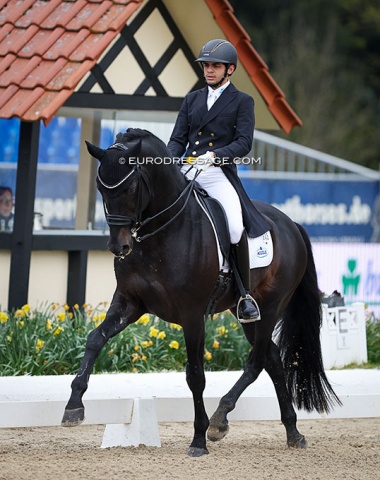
[[230, 231, 261, 322]]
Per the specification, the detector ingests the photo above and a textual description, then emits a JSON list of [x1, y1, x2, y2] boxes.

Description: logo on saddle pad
[[256, 246, 268, 258]]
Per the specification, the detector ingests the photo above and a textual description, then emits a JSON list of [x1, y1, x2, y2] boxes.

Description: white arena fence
[[0, 304, 379, 448]]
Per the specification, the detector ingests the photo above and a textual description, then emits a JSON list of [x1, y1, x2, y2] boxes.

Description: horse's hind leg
[[265, 340, 307, 448], [208, 321, 267, 442], [62, 297, 141, 427]]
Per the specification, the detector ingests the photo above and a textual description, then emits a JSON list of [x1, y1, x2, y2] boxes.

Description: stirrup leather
[[237, 294, 261, 323]]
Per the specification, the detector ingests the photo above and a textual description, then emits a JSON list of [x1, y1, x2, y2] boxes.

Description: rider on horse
[[167, 39, 270, 322]]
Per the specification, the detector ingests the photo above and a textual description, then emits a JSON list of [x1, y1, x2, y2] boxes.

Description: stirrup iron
[[237, 294, 261, 324]]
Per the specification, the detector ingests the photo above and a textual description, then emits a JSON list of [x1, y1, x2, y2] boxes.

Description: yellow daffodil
[[141, 355, 147, 361], [73, 304, 79, 310], [6, 335, 12, 343], [213, 339, 220, 349], [57, 312, 66, 321], [36, 339, 45, 352], [21, 304, 30, 314], [0, 312, 8, 323], [137, 314, 150, 325], [15, 309, 25, 318], [216, 326, 228, 335], [134, 345, 140, 351], [63, 304, 69, 311], [149, 327, 159, 337], [19, 320, 25, 329], [132, 353, 140, 362], [204, 350, 212, 361], [46, 319, 52, 330], [169, 340, 179, 349], [141, 341, 150, 349], [157, 331, 166, 340], [53, 326, 64, 336], [170, 323, 182, 330], [100, 312, 106, 321]]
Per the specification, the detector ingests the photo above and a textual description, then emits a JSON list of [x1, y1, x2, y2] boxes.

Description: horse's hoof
[[187, 446, 209, 457], [61, 407, 85, 427], [287, 434, 307, 449], [207, 423, 229, 442]]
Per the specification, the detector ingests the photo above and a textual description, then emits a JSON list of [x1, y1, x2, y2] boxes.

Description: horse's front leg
[[61, 295, 141, 427], [182, 320, 209, 457]]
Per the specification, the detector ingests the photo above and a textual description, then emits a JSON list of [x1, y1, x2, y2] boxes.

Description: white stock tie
[[207, 90, 217, 110]]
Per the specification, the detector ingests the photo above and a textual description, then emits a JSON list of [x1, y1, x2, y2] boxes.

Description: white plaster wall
[[0, 250, 116, 310], [86, 251, 116, 307], [0, 251, 10, 309]]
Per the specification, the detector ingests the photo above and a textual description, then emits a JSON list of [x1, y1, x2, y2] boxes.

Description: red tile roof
[[205, 0, 302, 133], [0, 0, 301, 132]]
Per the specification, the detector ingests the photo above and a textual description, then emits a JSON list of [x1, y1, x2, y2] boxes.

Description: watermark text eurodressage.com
[[127, 157, 263, 165]]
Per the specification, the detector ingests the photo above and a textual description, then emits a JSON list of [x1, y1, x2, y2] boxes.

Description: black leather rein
[[101, 166, 201, 243]]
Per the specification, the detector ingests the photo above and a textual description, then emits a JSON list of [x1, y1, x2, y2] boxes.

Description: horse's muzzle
[[107, 229, 133, 258]]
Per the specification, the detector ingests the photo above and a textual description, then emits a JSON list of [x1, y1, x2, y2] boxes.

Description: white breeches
[[181, 165, 244, 244]]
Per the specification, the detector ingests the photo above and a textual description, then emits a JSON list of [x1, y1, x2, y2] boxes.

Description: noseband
[[99, 165, 150, 230]]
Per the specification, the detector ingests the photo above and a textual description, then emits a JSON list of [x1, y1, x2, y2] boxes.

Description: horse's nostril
[[114, 244, 132, 258]]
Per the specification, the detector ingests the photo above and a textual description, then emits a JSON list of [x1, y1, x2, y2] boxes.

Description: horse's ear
[[85, 141, 105, 161]]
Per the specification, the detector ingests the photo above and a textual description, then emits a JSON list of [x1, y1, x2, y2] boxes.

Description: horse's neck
[[148, 164, 187, 208]]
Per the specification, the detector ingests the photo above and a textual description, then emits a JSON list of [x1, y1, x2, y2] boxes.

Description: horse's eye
[[127, 181, 138, 195]]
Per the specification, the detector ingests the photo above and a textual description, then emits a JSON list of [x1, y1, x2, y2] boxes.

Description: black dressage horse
[[62, 128, 341, 456]]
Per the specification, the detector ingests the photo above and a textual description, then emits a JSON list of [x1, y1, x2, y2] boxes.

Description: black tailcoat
[[168, 83, 270, 237]]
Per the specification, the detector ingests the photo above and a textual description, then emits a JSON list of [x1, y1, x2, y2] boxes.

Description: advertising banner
[[242, 178, 380, 242], [313, 243, 380, 316]]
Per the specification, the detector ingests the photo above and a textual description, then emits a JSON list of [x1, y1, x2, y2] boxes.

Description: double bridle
[[100, 164, 201, 243]]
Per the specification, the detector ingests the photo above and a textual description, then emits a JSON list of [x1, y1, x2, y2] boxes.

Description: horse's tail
[[276, 223, 342, 413]]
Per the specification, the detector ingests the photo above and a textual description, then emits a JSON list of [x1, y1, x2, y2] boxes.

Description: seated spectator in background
[[0, 186, 14, 231]]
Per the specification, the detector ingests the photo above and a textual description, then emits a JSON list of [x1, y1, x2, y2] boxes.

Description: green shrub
[[0, 303, 378, 376], [366, 319, 380, 365], [0, 303, 250, 376]]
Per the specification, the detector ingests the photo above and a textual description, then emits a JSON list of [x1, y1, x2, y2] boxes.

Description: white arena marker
[[101, 397, 161, 448]]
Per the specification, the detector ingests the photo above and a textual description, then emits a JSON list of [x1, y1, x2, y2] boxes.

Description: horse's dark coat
[[62, 128, 341, 456]]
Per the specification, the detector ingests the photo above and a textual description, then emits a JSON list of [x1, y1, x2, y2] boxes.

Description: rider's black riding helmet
[[195, 39, 238, 69]]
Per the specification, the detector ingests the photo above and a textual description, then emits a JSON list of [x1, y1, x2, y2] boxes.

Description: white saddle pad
[[194, 191, 273, 271], [218, 230, 273, 271], [248, 231, 273, 269]]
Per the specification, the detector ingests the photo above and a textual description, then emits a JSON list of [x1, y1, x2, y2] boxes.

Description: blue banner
[[242, 178, 380, 242]]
